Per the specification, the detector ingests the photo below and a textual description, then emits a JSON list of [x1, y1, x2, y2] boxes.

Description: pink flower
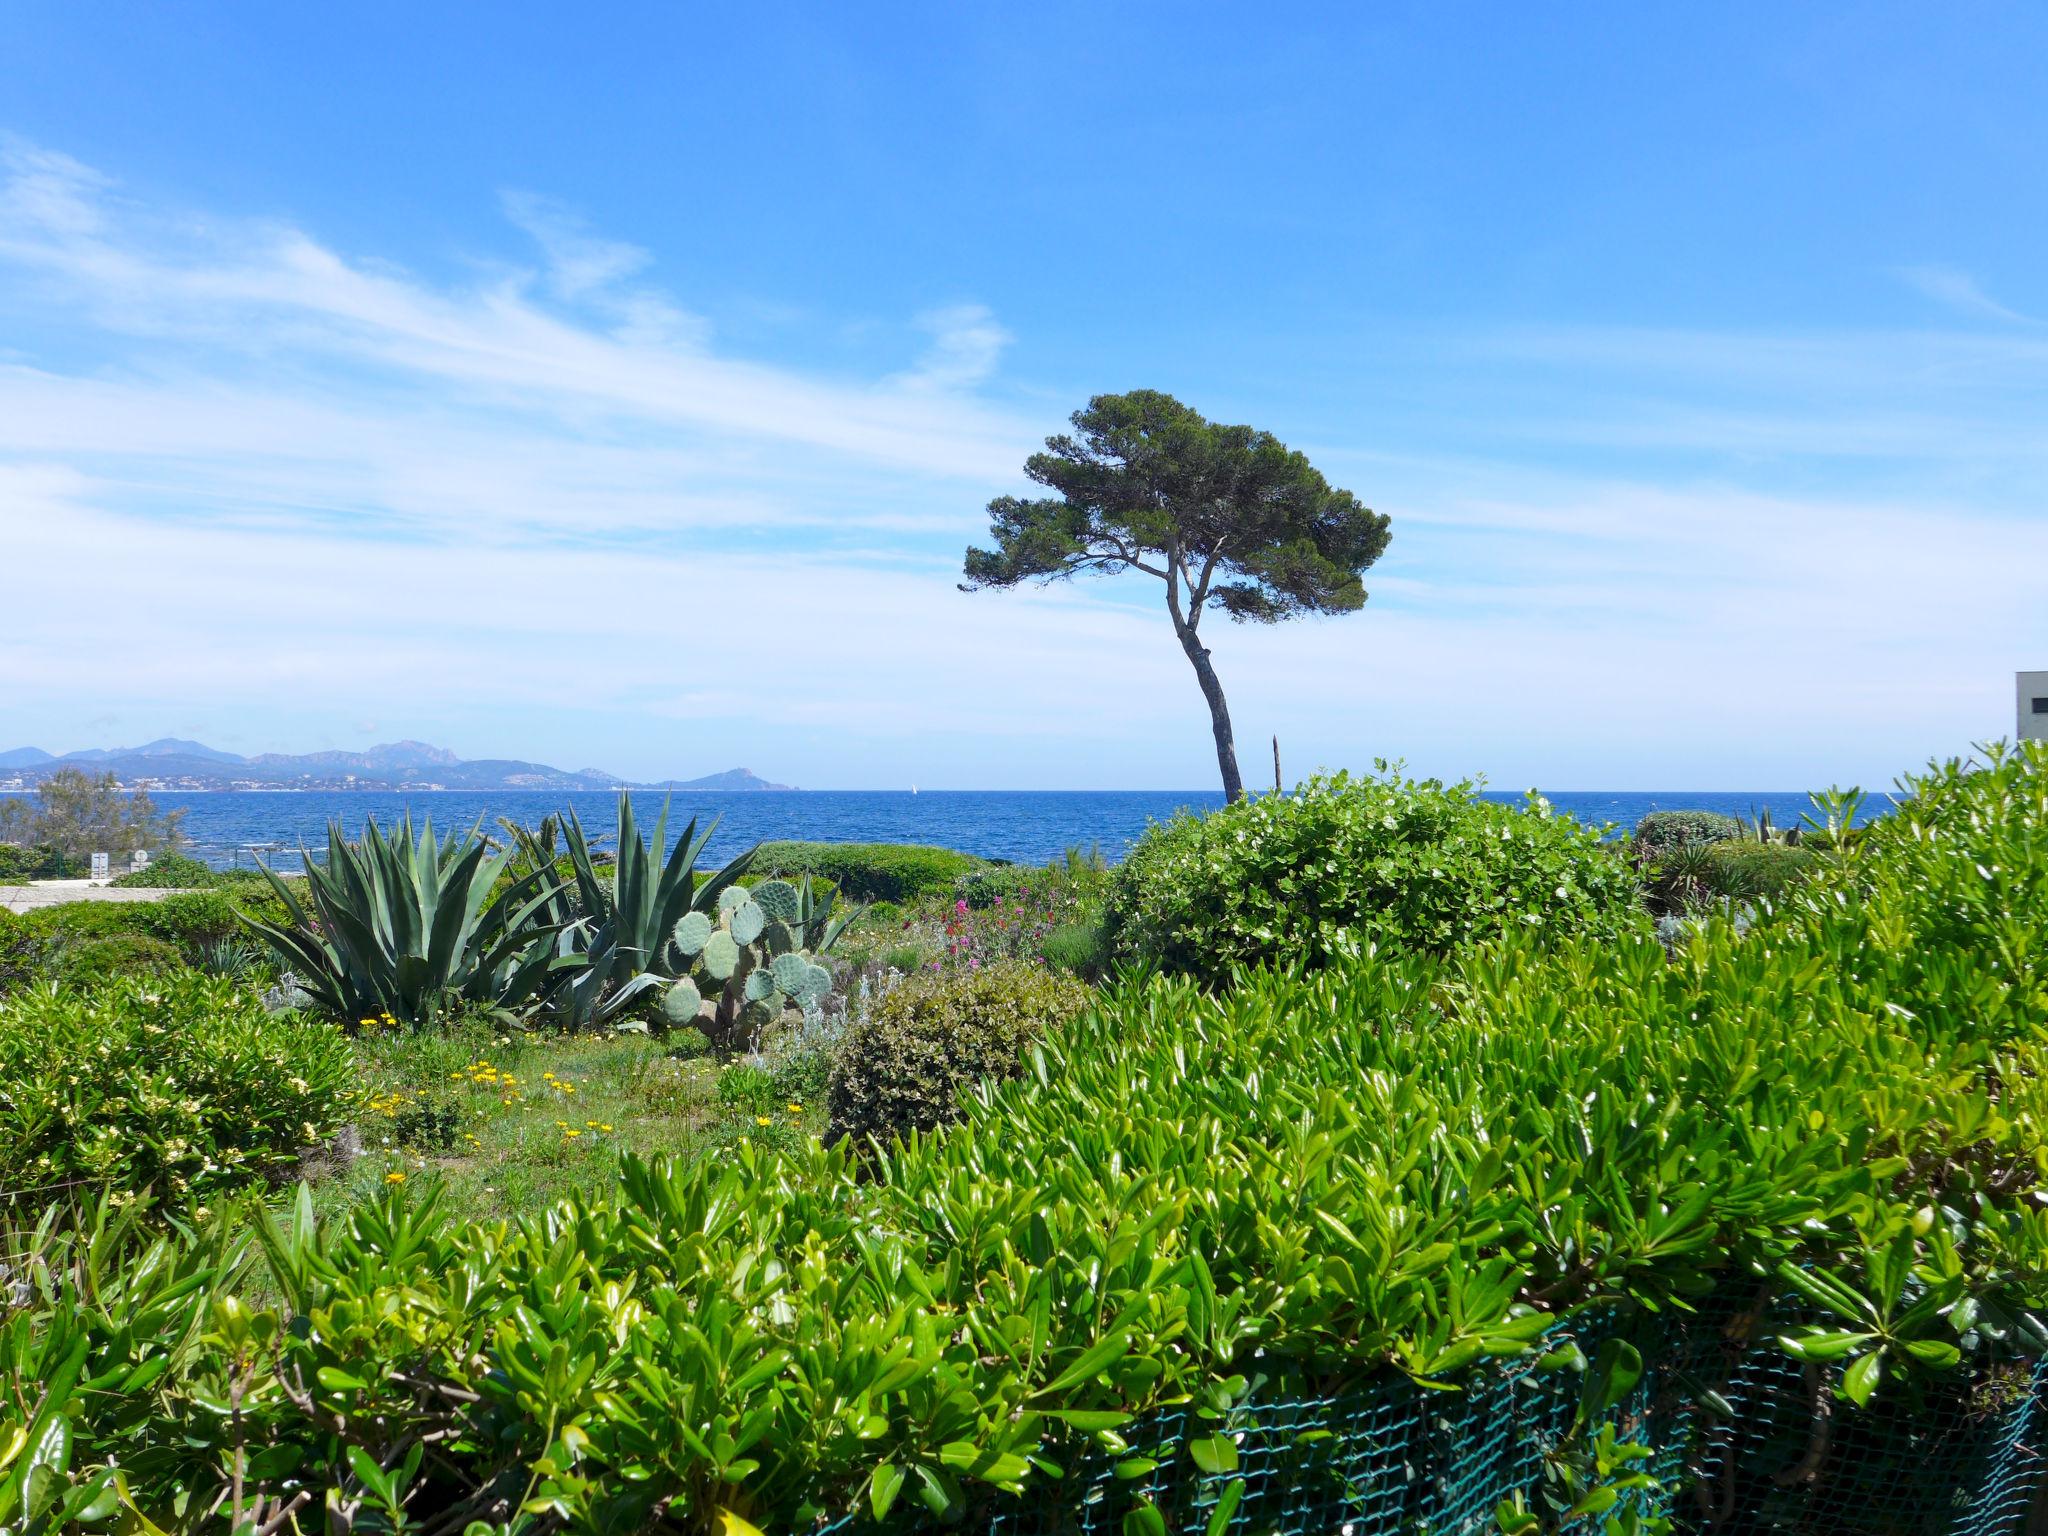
[[955, 899, 969, 915]]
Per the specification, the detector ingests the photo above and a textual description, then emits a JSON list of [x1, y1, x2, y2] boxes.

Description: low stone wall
[[0, 881, 197, 914]]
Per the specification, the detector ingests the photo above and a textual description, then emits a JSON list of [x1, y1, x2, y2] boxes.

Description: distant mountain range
[[0, 739, 795, 792]]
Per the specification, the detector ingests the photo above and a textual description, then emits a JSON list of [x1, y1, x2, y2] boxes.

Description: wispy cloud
[[1896, 264, 2034, 325], [895, 304, 1014, 392], [0, 139, 2042, 787], [0, 140, 1033, 491]]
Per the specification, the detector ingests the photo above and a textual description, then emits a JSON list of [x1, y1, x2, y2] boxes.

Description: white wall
[[2019, 673, 2048, 742]]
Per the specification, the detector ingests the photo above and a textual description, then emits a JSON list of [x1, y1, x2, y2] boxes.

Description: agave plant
[[515, 795, 757, 1029], [243, 815, 574, 1026]]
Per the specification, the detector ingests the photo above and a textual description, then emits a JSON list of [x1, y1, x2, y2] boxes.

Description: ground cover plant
[[1107, 766, 1646, 983], [320, 1020, 827, 1229], [3, 745, 2043, 1531]]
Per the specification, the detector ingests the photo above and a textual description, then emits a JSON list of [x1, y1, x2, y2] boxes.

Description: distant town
[[0, 739, 795, 794]]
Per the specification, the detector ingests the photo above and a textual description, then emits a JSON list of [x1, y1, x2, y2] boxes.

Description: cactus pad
[[716, 884, 751, 916], [751, 879, 801, 922], [769, 951, 811, 994], [728, 900, 766, 946], [744, 967, 778, 1003], [699, 930, 740, 981], [661, 976, 703, 1024], [672, 910, 713, 955]]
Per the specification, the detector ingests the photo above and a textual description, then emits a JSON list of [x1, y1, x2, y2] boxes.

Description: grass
[[318, 1019, 827, 1227]]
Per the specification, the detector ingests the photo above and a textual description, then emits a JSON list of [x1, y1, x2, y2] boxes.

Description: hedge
[[751, 840, 986, 902], [6, 745, 2047, 1531]]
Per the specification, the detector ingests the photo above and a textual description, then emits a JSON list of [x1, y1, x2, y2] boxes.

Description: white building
[[2020, 672, 2048, 742]]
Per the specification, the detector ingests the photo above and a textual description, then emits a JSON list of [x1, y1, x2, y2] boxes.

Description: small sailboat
[[910, 782, 919, 795]]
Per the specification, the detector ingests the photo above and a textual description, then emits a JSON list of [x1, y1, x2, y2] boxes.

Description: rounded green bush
[[1630, 809, 1742, 857], [1702, 841, 1817, 903], [1039, 920, 1110, 980], [827, 959, 1092, 1146], [1107, 770, 1646, 983]]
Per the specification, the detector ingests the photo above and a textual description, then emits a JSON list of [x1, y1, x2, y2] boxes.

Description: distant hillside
[[644, 768, 796, 792], [0, 741, 796, 793]]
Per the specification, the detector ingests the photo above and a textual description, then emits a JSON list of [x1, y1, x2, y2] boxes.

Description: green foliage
[[7, 747, 2048, 1531], [106, 852, 219, 888], [0, 908, 34, 993], [0, 973, 353, 1204], [673, 872, 856, 1052], [1039, 919, 1111, 979], [0, 840, 66, 880], [46, 932, 183, 989], [516, 794, 753, 1029], [1630, 809, 1742, 857], [962, 389, 1391, 800], [1108, 768, 1646, 983], [1702, 840, 1818, 904], [753, 839, 985, 901], [826, 959, 1093, 1146], [240, 815, 572, 1027], [0, 769, 185, 867]]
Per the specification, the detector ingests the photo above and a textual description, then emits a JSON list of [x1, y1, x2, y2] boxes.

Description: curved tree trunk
[[1176, 624, 1244, 802]]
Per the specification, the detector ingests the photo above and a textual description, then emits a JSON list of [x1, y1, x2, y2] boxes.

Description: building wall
[[2020, 672, 2048, 742]]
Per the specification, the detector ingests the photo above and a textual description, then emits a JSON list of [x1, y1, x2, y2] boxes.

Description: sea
[[38, 787, 1880, 872]]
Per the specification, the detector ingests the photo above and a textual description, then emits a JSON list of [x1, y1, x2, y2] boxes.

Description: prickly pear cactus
[[751, 879, 801, 923]]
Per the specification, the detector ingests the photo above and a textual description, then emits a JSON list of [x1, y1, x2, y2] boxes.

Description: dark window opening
[[2034, 697, 2048, 715]]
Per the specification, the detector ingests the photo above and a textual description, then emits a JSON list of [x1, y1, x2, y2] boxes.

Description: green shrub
[[0, 972, 354, 1205], [753, 840, 985, 902], [10, 747, 2048, 1533], [0, 906, 37, 992], [108, 852, 220, 888], [1702, 840, 1817, 903], [827, 959, 1092, 1145], [48, 932, 185, 988], [1630, 809, 1742, 857], [1107, 770, 1646, 983], [0, 841, 65, 880], [1039, 919, 1110, 979], [15, 890, 246, 958]]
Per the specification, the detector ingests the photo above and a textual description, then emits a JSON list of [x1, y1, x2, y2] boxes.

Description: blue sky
[[2, 3, 2044, 788]]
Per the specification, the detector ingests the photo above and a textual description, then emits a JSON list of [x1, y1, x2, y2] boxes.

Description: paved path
[[0, 881, 202, 914]]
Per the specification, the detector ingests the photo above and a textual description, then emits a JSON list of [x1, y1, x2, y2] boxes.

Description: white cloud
[[895, 304, 1014, 392], [0, 139, 2043, 787], [0, 140, 1032, 487]]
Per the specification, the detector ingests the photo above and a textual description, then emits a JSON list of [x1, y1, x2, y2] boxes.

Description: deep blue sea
[[31, 787, 1878, 872]]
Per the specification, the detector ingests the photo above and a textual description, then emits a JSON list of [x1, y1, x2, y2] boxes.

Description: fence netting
[[818, 1301, 2044, 1535]]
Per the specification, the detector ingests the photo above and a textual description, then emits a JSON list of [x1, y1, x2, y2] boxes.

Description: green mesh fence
[[815, 1305, 2045, 1535]]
